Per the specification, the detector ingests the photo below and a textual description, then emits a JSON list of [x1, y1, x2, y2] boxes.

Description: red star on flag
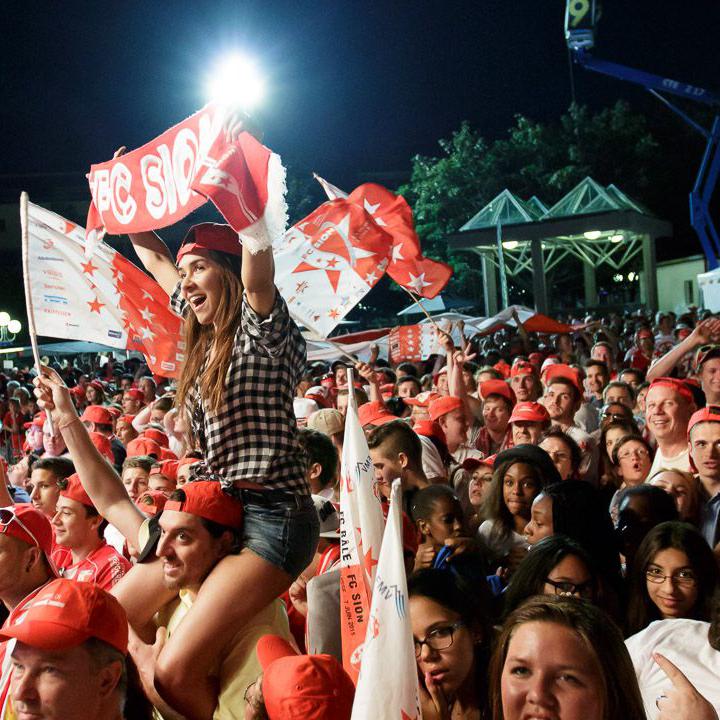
[[328, 308, 340, 320], [81, 259, 98, 276], [401, 711, 417, 720], [363, 546, 378, 577], [87, 297, 104, 314]]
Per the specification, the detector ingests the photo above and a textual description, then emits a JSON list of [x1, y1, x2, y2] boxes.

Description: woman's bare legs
[[154, 549, 293, 720]]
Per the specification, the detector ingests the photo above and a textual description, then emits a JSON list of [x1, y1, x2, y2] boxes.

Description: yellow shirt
[[153, 592, 292, 720]]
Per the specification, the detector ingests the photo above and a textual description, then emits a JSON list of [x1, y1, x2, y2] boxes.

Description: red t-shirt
[[52, 541, 131, 591]]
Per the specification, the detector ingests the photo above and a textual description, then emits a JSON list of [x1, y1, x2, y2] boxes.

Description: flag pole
[[20, 192, 54, 434], [399, 284, 441, 330]]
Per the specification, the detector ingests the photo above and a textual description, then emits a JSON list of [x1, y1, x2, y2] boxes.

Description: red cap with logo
[[0, 578, 128, 654], [0, 504, 56, 567], [403, 390, 440, 407], [687, 406, 720, 438], [479, 379, 517, 406], [150, 460, 179, 483], [80, 405, 114, 426], [413, 419, 447, 446], [164, 481, 243, 529], [649, 377, 695, 405], [509, 401, 551, 425], [176, 223, 242, 263], [60, 474, 96, 511], [429, 395, 464, 422], [124, 388, 145, 402], [358, 401, 397, 427], [23, 411, 47, 430], [257, 635, 355, 720], [143, 428, 169, 448], [126, 437, 162, 459], [135, 490, 169, 517]]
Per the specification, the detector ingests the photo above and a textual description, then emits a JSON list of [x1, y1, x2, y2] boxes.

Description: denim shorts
[[239, 491, 319, 578]]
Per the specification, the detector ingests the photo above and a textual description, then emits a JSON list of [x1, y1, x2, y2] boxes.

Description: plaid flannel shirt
[[170, 283, 309, 495]]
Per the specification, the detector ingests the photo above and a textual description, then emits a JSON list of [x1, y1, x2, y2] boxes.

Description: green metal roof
[[459, 189, 544, 231]]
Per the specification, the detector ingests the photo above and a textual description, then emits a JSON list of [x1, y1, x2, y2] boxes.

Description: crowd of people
[[1, 213, 720, 720]]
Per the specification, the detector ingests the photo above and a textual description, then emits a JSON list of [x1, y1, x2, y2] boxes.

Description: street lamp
[[205, 53, 265, 112], [0, 312, 21, 347]]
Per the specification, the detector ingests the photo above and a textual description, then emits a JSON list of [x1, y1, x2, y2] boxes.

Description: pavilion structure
[[446, 177, 672, 315]]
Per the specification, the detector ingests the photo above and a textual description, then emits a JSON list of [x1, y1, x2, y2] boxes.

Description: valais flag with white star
[[315, 175, 453, 299], [274, 199, 393, 336], [26, 203, 184, 377]]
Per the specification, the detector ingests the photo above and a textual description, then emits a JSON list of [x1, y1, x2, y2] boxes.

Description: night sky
[[3, 1, 719, 192]]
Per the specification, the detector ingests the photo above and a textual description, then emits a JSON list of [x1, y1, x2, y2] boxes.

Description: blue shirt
[[700, 492, 720, 548]]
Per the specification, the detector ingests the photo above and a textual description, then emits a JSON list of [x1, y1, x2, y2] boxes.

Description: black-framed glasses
[[545, 577, 594, 599], [414, 621, 465, 658], [601, 412, 628, 421], [0, 508, 40, 548], [646, 567, 697, 587]]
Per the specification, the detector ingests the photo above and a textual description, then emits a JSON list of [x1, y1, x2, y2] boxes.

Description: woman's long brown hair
[[175, 250, 243, 420]]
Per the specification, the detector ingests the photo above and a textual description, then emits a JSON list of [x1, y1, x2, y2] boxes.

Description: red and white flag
[[316, 175, 453, 299], [389, 323, 440, 362], [274, 199, 392, 336], [86, 103, 286, 257], [351, 479, 421, 720], [27, 203, 184, 377]]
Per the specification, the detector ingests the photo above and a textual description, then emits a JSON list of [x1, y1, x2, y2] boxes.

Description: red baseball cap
[[69, 385, 86, 399], [403, 390, 440, 407], [123, 388, 145, 402], [649, 377, 695, 405], [0, 505, 55, 564], [177, 456, 201, 471], [105, 406, 122, 420], [164, 481, 243, 529], [135, 490, 169, 517], [428, 395, 464, 422], [80, 405, 114, 426], [150, 460, 179, 483], [636, 327, 654, 340], [509, 401, 551, 425], [687, 406, 720, 437], [88, 432, 114, 463], [143, 428, 169, 448], [159, 446, 178, 461], [0, 578, 128, 654], [358, 401, 397, 427], [126, 437, 162, 459], [117, 414, 136, 426], [510, 361, 535, 378], [23, 411, 46, 430], [176, 223, 241, 263], [258, 635, 355, 720], [88, 380, 105, 392], [413, 419, 447, 446], [479, 379, 516, 406], [60, 474, 96, 511], [544, 364, 582, 393]]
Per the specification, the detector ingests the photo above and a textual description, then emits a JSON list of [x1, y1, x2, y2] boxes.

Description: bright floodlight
[[0, 312, 9, 327], [7, 320, 21, 334], [206, 54, 265, 111]]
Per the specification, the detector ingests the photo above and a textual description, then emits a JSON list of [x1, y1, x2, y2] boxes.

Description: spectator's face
[[156, 510, 228, 591], [150, 407, 167, 424], [51, 496, 98, 550], [543, 382, 576, 422], [0, 534, 33, 599], [116, 421, 137, 447], [511, 421, 543, 447], [178, 253, 224, 326], [148, 473, 176, 495], [435, 373, 449, 395], [370, 443, 404, 498], [689, 421, 720, 481], [638, 335, 654, 354], [25, 425, 44, 452], [410, 596, 476, 699], [120, 378, 133, 391], [523, 493, 553, 546], [604, 426, 628, 460], [397, 380, 419, 399], [539, 437, 574, 481], [645, 548, 698, 619], [619, 371, 641, 390], [461, 368, 477, 392], [585, 366, 607, 395], [336, 393, 349, 417], [439, 409, 468, 449], [605, 386, 632, 408], [85, 386, 101, 404], [500, 622, 604, 720], [591, 345, 612, 367], [29, 469, 61, 518], [334, 366, 347, 387], [510, 373, 536, 402], [42, 426, 66, 457], [468, 468, 493, 507], [176, 463, 197, 487], [700, 358, 720, 398], [645, 387, 692, 444], [417, 496, 464, 546], [121, 394, 141, 415], [11, 641, 121, 720], [649, 471, 696, 521], [121, 467, 149, 501], [543, 554, 594, 600], [502, 462, 539, 520], [615, 440, 652, 486], [139, 378, 154, 398], [482, 397, 511, 434]]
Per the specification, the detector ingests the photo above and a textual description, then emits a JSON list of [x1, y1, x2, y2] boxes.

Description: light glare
[[206, 54, 265, 111], [7, 320, 21, 334]]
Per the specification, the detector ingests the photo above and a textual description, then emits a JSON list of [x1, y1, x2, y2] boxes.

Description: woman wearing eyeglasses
[[626, 521, 719, 637], [409, 567, 493, 719], [608, 434, 654, 523]]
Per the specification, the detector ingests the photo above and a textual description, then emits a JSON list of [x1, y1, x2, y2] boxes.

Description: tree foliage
[[397, 101, 663, 299]]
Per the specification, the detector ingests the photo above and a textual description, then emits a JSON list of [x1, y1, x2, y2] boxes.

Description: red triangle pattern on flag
[[347, 184, 452, 299], [111, 254, 185, 378]]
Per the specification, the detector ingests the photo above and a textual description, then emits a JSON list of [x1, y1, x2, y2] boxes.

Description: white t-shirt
[[418, 435, 447, 482], [626, 618, 720, 720], [649, 447, 691, 476], [477, 519, 528, 565]]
